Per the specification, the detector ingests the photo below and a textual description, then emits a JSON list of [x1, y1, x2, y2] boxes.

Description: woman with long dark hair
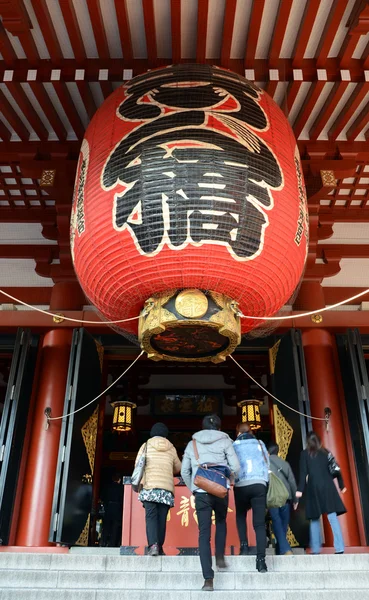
[[295, 431, 347, 554]]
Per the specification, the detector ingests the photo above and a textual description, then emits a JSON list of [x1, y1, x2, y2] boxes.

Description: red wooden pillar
[[302, 328, 361, 547], [15, 328, 73, 546], [15, 282, 85, 546]]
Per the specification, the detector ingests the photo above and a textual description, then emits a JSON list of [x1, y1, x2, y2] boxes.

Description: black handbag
[[327, 451, 340, 477]]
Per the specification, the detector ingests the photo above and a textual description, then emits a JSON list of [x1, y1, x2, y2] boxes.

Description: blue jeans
[[269, 503, 291, 555], [310, 513, 344, 554]]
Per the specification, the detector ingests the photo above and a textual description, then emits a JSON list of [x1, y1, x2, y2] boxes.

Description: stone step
[[1, 589, 369, 600], [0, 553, 368, 573], [1, 568, 369, 590]]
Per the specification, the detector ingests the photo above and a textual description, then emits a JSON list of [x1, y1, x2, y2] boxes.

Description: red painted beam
[[28, 82, 68, 141], [316, 0, 348, 68], [76, 81, 98, 121], [30, 0, 63, 61], [0, 21, 17, 63], [196, 0, 209, 63], [0, 208, 56, 222], [319, 245, 369, 259], [328, 82, 369, 140], [347, 100, 369, 141], [51, 81, 85, 139], [5, 81, 49, 140], [293, 80, 326, 139], [0, 245, 58, 259], [286, 79, 303, 112], [245, 0, 265, 68], [339, 32, 362, 68], [142, 0, 157, 66], [268, 0, 293, 67], [265, 80, 279, 98], [319, 208, 369, 222], [114, 0, 133, 61], [309, 81, 351, 141], [59, 0, 86, 62], [292, 0, 320, 66], [0, 287, 52, 305], [171, 0, 181, 64], [220, 0, 237, 68], [87, 0, 110, 59], [323, 287, 369, 305], [17, 30, 40, 63], [0, 117, 11, 141], [0, 87, 29, 139]]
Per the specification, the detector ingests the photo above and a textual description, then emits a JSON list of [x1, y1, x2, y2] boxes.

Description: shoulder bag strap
[[192, 439, 200, 462]]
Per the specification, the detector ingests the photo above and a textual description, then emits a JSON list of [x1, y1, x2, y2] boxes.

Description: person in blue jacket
[[233, 422, 269, 573]]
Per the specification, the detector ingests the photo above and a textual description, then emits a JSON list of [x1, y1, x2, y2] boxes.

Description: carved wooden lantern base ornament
[[139, 289, 241, 363]]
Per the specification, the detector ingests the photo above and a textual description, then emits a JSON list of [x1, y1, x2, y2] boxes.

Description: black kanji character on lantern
[[102, 65, 283, 259]]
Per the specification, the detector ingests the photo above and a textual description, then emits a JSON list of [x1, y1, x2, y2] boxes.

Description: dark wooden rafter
[[196, 0, 209, 64], [0, 119, 11, 141], [316, 0, 349, 67], [220, 0, 237, 68], [87, 0, 110, 60], [114, 0, 133, 61], [244, 0, 265, 68], [142, 0, 157, 66], [292, 80, 326, 139], [27, 82, 68, 141], [48, 81, 85, 139], [170, 0, 181, 64], [59, 0, 86, 63], [0, 87, 29, 139], [268, 0, 293, 67], [5, 81, 49, 140], [30, 0, 62, 61], [341, 0, 369, 66], [328, 81, 369, 139], [0, 244, 58, 260], [309, 80, 351, 141], [347, 95, 369, 141], [75, 81, 98, 121], [292, 0, 321, 66]]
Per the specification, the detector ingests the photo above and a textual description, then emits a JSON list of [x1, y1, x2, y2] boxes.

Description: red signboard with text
[[122, 484, 256, 554]]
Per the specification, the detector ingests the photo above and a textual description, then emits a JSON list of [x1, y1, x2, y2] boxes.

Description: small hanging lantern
[[110, 397, 137, 432], [237, 399, 262, 430]]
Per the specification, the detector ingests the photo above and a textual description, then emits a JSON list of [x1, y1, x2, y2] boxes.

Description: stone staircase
[[0, 551, 369, 599]]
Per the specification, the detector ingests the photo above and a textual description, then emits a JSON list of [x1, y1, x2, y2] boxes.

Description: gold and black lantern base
[[139, 289, 241, 363]]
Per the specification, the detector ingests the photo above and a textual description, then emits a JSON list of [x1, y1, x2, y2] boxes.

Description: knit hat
[[150, 422, 169, 438]]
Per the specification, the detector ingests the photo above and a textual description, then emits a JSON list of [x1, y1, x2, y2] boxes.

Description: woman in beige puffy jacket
[[135, 422, 181, 556]]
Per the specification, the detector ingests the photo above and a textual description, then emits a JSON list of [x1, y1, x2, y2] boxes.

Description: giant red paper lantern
[[71, 65, 308, 362]]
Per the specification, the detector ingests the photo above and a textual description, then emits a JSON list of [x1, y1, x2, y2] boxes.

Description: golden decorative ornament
[[273, 405, 293, 460], [320, 170, 336, 187], [52, 313, 65, 323], [175, 289, 209, 319], [237, 399, 262, 430], [269, 339, 281, 375], [139, 289, 241, 363], [40, 169, 56, 187], [311, 313, 323, 324], [81, 406, 99, 474]]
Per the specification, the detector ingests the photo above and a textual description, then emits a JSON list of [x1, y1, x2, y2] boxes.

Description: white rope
[[1, 287, 368, 326], [239, 288, 369, 321], [47, 350, 144, 421], [229, 354, 326, 421], [0, 289, 141, 325]]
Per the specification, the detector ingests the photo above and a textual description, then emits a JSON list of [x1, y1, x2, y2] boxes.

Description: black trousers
[[194, 492, 229, 580], [143, 501, 170, 547], [102, 501, 122, 547], [234, 484, 267, 559]]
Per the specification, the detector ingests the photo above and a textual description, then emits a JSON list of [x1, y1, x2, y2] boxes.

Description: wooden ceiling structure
[[0, 0, 369, 312]]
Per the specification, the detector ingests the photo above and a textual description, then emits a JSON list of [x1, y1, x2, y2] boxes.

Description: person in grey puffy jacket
[[233, 423, 269, 573], [181, 414, 239, 592]]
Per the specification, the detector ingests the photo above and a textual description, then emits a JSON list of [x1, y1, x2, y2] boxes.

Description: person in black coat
[[102, 472, 124, 547], [295, 431, 347, 554]]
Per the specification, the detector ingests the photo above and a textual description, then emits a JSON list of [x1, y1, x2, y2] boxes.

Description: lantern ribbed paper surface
[[71, 65, 308, 337]]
